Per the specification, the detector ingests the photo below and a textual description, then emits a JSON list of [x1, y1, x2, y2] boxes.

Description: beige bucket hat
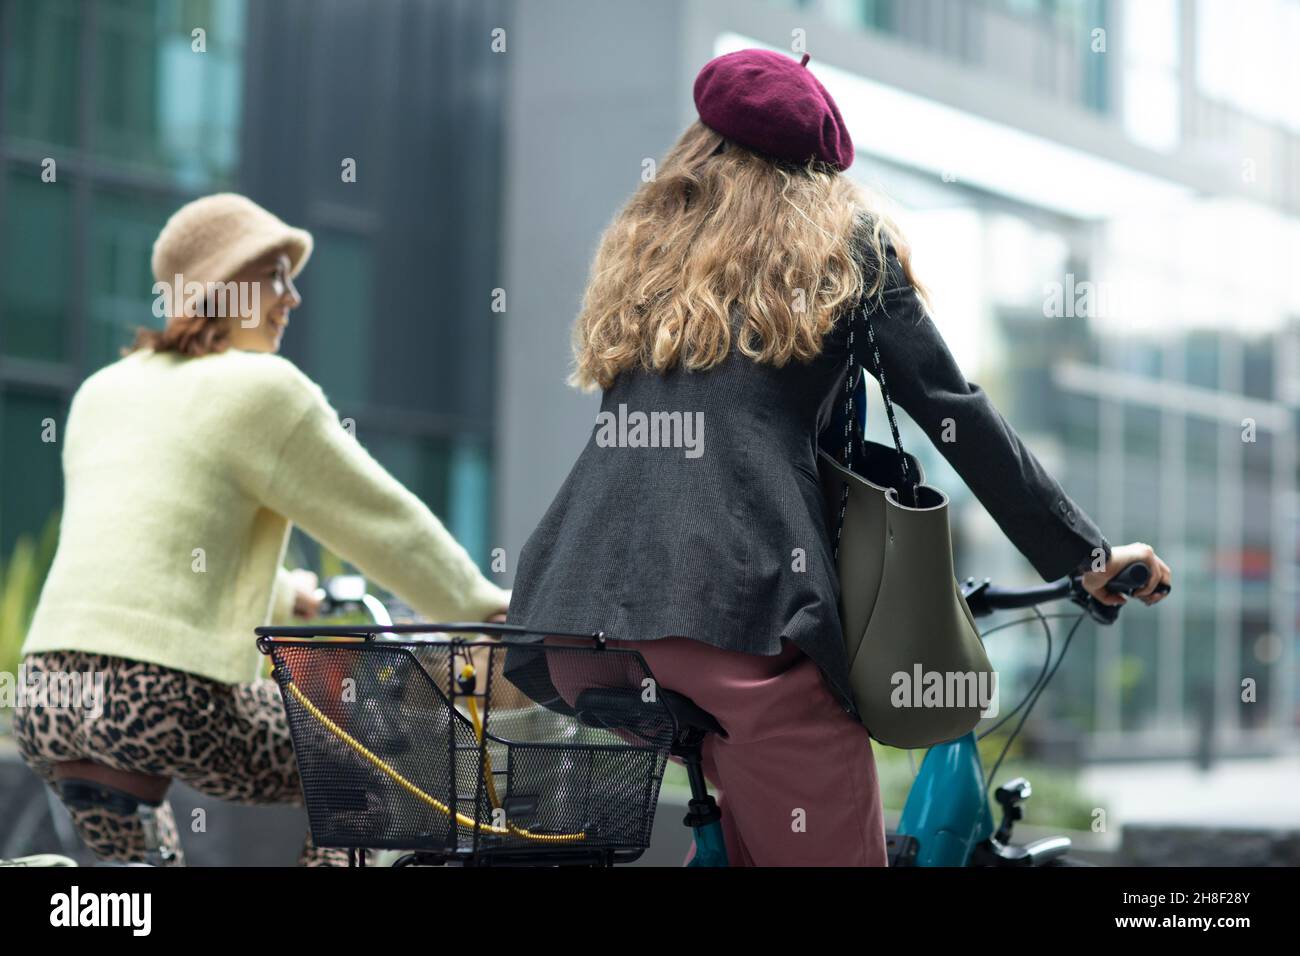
[[150, 193, 313, 291]]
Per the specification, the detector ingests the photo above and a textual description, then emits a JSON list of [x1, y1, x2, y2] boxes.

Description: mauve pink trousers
[[544, 635, 888, 867]]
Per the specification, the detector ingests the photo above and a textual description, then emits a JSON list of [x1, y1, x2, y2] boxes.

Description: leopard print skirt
[[13, 649, 349, 867]]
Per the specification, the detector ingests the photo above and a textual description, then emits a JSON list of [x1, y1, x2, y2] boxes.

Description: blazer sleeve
[[858, 243, 1110, 581]]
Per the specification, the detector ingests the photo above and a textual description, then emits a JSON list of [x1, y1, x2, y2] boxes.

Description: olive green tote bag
[[818, 300, 994, 750]]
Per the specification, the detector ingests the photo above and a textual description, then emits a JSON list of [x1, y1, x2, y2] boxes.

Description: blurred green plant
[[0, 513, 61, 711], [872, 734, 1098, 829]]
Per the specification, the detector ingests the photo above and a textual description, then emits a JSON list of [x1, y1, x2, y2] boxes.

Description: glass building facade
[[0, 0, 507, 571]]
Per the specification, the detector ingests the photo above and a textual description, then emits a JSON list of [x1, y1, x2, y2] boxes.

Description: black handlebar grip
[[1103, 561, 1171, 597]]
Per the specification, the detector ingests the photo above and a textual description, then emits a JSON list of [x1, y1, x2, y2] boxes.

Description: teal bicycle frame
[[685, 735, 994, 868], [894, 732, 993, 866], [683, 730, 993, 868], [686, 820, 729, 867]]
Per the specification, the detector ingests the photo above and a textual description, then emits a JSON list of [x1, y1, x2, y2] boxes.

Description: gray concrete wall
[[495, 0, 693, 582]]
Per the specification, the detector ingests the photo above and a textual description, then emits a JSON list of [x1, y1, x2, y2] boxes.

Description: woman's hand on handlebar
[[1081, 542, 1171, 607], [288, 568, 323, 619]]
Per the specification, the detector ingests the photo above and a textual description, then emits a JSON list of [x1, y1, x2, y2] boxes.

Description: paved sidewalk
[[1080, 753, 1300, 829]]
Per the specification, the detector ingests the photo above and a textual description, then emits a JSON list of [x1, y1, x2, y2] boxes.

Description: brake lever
[[1069, 562, 1171, 626], [1068, 578, 1120, 625]]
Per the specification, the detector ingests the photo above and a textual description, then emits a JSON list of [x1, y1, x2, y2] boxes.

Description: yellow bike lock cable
[[284, 657, 586, 844]]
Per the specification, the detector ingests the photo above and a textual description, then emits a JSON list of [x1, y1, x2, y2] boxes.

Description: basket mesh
[[264, 638, 676, 861]]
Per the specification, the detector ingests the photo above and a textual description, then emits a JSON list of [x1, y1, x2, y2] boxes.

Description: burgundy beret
[[693, 49, 854, 172]]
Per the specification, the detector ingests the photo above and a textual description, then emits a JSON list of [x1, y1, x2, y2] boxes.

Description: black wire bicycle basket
[[255, 623, 677, 866]]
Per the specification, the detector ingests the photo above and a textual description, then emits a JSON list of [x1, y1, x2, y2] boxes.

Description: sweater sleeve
[[858, 243, 1110, 581], [257, 388, 509, 624]]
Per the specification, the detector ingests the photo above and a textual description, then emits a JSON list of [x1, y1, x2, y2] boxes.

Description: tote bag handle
[[833, 296, 920, 559]]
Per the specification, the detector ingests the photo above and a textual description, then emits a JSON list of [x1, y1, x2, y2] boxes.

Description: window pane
[[1241, 442, 1273, 603], [2, 0, 81, 147], [1184, 472, 1217, 548], [1182, 611, 1216, 725], [1184, 331, 1221, 389], [1242, 337, 1275, 400], [1186, 417, 1218, 468], [1119, 612, 1159, 732], [361, 432, 492, 575], [93, 0, 246, 187], [366, 433, 450, 519], [1242, 429, 1273, 481], [449, 438, 492, 569], [1196, 0, 1300, 133], [303, 230, 373, 409], [1238, 612, 1274, 730], [1123, 405, 1162, 462], [0, 389, 65, 555], [88, 188, 175, 369], [1123, 462, 1162, 543], [2, 169, 74, 361], [1063, 391, 1100, 449]]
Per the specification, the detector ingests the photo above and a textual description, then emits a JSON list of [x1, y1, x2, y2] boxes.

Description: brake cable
[[975, 611, 1091, 739], [901, 609, 1067, 780], [977, 605, 1054, 742], [980, 611, 1087, 792]]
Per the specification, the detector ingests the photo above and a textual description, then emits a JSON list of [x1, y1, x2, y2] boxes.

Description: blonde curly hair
[[569, 120, 927, 391]]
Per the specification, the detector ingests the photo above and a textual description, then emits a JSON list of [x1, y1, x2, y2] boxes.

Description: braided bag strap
[[832, 296, 919, 560]]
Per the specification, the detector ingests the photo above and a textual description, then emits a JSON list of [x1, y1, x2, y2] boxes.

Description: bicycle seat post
[[672, 728, 720, 830]]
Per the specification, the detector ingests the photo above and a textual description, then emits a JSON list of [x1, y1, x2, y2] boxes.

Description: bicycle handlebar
[[963, 561, 1171, 625]]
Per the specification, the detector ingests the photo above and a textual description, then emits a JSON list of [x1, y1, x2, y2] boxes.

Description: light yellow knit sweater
[[22, 348, 508, 684]]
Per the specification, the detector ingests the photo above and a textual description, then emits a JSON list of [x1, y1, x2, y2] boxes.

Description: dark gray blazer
[[508, 240, 1109, 714]]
